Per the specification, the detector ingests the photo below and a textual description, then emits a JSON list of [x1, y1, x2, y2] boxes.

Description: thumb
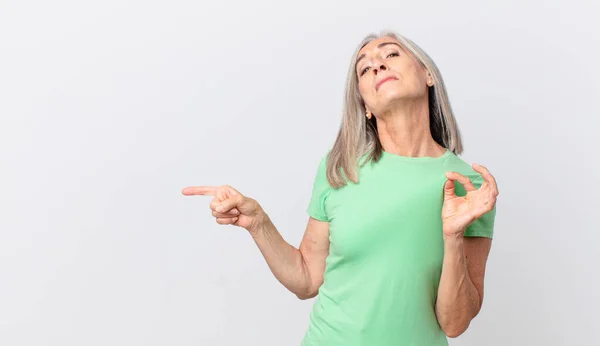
[[443, 178, 456, 201]]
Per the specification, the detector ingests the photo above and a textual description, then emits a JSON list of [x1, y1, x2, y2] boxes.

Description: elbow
[[295, 284, 319, 300], [438, 301, 481, 338], [295, 290, 317, 300], [442, 322, 469, 338], [444, 329, 465, 339]]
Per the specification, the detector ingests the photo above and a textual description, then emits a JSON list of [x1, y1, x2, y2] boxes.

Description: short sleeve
[[454, 175, 496, 239], [306, 154, 332, 222]]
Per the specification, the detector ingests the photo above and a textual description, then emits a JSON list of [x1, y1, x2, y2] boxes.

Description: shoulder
[[313, 150, 332, 174], [444, 152, 484, 183], [307, 150, 334, 221], [310, 149, 333, 185]]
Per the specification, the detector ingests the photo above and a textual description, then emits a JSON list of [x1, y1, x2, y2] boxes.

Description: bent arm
[[250, 214, 330, 299], [435, 235, 491, 338]]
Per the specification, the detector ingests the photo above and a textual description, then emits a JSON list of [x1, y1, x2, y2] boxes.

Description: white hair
[[325, 30, 463, 188]]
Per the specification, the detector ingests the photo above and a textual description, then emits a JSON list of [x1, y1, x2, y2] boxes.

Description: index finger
[[472, 163, 499, 195], [181, 186, 217, 196]]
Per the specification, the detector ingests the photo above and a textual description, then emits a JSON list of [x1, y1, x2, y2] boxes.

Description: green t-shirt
[[301, 149, 496, 346]]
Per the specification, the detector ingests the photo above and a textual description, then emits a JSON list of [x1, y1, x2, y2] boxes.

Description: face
[[355, 37, 432, 116]]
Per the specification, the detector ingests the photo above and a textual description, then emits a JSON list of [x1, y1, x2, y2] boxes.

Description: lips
[[376, 76, 398, 91]]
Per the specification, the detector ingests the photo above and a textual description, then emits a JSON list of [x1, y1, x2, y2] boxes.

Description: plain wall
[[1, 1, 598, 345]]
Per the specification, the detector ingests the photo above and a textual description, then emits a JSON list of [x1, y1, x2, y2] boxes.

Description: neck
[[375, 98, 445, 157]]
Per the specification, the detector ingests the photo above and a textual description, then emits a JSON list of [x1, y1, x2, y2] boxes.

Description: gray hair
[[325, 30, 463, 188]]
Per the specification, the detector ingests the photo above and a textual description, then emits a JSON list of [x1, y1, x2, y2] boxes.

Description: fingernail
[[216, 205, 224, 212], [232, 217, 238, 222]]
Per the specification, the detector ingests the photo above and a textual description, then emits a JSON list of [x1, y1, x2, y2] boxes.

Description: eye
[[358, 51, 400, 77], [359, 66, 370, 76]]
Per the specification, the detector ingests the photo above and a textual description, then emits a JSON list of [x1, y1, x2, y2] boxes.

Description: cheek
[[407, 65, 427, 87], [358, 79, 374, 101], [393, 60, 423, 86]]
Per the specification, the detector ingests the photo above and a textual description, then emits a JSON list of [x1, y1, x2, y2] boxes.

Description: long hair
[[325, 30, 463, 188]]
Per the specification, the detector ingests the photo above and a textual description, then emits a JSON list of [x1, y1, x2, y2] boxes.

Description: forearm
[[249, 214, 313, 299], [435, 234, 480, 337]]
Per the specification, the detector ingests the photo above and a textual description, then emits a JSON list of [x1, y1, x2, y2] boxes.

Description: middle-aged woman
[[182, 31, 499, 346]]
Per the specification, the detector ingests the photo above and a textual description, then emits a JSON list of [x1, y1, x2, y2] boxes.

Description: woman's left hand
[[442, 163, 499, 238]]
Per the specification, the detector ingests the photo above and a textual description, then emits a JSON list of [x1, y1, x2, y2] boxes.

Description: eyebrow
[[355, 42, 403, 69]]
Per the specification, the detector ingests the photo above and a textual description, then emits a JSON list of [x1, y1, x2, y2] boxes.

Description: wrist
[[248, 210, 270, 237], [443, 231, 465, 244], [442, 233, 466, 264]]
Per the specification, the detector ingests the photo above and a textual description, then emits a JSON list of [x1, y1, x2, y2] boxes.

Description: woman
[[182, 31, 499, 346]]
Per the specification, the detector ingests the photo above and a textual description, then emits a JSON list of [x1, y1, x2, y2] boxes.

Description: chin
[[377, 88, 424, 105], [377, 89, 408, 104]]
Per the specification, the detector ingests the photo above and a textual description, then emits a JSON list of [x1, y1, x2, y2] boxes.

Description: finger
[[216, 217, 238, 225], [212, 210, 239, 218], [223, 185, 241, 196], [209, 199, 240, 215], [472, 163, 499, 195], [443, 178, 456, 200], [445, 171, 476, 192], [182, 186, 217, 196], [216, 195, 245, 213]]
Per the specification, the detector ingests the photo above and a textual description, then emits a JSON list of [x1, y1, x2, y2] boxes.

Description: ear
[[426, 71, 434, 86]]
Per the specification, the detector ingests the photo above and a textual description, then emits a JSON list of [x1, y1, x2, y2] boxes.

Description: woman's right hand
[[181, 185, 267, 235]]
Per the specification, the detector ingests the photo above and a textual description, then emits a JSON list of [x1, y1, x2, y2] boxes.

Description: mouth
[[375, 76, 398, 91]]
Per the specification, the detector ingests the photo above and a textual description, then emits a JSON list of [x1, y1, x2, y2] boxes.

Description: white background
[[1, 1, 598, 345]]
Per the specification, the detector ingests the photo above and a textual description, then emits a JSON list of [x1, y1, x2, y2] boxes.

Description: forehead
[[358, 37, 403, 55]]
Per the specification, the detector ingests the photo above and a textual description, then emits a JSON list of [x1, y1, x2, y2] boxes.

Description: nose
[[372, 60, 388, 75]]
